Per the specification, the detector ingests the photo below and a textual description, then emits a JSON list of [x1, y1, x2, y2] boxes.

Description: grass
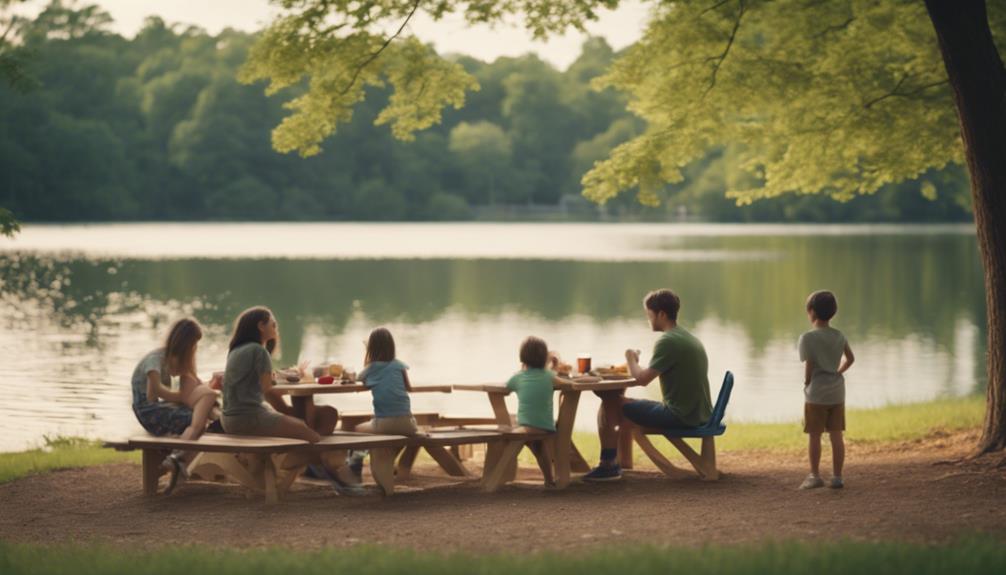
[[0, 436, 138, 485], [0, 396, 986, 484], [0, 538, 1004, 575]]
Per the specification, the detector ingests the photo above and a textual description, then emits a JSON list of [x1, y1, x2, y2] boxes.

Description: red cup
[[317, 375, 335, 385]]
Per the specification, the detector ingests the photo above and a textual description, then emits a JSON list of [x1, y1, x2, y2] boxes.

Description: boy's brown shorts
[[804, 403, 845, 434]]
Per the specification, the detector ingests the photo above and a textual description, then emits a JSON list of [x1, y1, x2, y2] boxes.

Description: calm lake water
[[0, 223, 986, 452]]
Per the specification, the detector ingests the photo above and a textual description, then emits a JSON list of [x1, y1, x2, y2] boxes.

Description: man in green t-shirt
[[583, 289, 713, 482]]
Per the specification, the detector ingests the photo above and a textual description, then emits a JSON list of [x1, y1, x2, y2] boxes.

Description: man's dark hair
[[643, 289, 681, 321], [806, 290, 838, 321], [519, 336, 549, 369]]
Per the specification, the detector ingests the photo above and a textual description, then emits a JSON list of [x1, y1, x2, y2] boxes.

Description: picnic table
[[453, 376, 642, 488], [271, 381, 493, 478]]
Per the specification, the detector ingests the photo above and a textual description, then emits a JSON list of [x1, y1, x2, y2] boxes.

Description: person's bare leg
[[271, 415, 322, 443], [808, 432, 822, 476], [597, 392, 624, 452], [180, 393, 216, 441], [829, 431, 844, 478]]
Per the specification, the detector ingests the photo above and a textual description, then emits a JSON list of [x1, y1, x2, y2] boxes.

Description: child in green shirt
[[506, 336, 580, 485]]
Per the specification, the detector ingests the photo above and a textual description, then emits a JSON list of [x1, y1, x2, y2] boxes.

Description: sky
[[17, 0, 652, 69]]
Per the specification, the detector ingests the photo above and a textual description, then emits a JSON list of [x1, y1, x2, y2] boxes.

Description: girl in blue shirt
[[356, 328, 418, 435]]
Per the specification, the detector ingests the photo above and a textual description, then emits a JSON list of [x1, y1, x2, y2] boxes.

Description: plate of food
[[591, 364, 630, 380]]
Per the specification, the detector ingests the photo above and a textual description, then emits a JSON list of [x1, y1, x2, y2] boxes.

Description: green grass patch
[[567, 395, 985, 465], [0, 538, 1004, 575], [0, 436, 138, 485]]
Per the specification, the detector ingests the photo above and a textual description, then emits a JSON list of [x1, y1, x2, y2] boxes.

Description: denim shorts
[[133, 403, 193, 436], [622, 399, 688, 429]]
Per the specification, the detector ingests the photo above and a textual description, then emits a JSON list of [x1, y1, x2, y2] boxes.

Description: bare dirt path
[[1, 430, 1004, 552]]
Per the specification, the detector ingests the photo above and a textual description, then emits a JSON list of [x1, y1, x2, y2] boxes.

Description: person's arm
[[146, 371, 182, 403], [838, 342, 855, 375], [402, 368, 413, 392], [804, 360, 814, 387], [626, 349, 661, 386], [262, 371, 293, 416]]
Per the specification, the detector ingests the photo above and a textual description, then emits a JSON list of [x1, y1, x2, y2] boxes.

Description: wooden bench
[[396, 429, 507, 479], [338, 411, 502, 466], [631, 371, 734, 480], [106, 431, 409, 503]]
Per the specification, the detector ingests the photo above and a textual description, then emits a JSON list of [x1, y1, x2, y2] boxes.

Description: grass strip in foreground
[[1, 538, 1004, 575]]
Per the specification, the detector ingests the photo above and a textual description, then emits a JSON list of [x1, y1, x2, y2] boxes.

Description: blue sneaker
[[582, 464, 623, 482]]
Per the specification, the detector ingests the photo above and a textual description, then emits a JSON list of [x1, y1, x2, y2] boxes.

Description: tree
[[246, 0, 1006, 453], [0, 0, 31, 236], [448, 120, 512, 205]]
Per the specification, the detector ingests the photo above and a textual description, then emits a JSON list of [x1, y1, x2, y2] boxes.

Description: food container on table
[[318, 375, 335, 385]]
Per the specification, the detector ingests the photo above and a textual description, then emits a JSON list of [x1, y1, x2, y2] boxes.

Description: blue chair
[[631, 371, 734, 480]]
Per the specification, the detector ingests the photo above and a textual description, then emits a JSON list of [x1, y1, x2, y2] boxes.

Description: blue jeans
[[622, 399, 688, 429], [133, 403, 193, 436]]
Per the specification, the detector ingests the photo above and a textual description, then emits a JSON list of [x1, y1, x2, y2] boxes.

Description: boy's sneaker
[[829, 476, 844, 489], [582, 464, 623, 482], [799, 474, 824, 490], [309, 463, 367, 496]]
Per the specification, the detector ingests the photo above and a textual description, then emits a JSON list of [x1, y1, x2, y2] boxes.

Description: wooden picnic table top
[[453, 377, 638, 394], [271, 382, 453, 396]]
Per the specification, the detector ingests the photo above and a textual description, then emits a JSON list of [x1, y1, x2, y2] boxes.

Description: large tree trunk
[[925, 0, 1006, 453]]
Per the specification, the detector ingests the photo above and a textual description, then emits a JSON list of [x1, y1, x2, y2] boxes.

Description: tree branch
[[813, 16, 855, 38], [863, 75, 948, 109], [703, 0, 746, 97], [336, 0, 421, 97]]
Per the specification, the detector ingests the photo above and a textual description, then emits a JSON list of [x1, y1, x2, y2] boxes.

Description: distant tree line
[[0, 2, 974, 223]]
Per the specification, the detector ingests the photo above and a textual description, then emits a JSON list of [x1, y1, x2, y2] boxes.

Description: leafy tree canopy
[[245, 0, 1006, 207]]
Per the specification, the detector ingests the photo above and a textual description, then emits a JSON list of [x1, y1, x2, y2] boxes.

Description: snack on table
[[593, 364, 630, 379], [555, 362, 573, 377]]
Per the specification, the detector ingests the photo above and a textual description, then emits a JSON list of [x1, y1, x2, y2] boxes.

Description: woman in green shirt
[[220, 306, 323, 442]]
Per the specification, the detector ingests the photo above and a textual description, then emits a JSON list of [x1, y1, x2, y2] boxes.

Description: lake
[[0, 223, 986, 452]]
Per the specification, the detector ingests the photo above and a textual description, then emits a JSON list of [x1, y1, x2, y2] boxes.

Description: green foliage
[[583, 0, 980, 207], [0, 1, 982, 225], [1, 538, 1005, 575], [247, 0, 1003, 211]]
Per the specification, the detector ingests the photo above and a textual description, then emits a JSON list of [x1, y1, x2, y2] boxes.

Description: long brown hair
[[164, 318, 202, 376], [365, 327, 396, 365], [229, 306, 279, 356]]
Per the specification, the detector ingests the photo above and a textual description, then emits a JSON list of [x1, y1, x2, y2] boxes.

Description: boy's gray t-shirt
[[798, 326, 847, 405], [223, 342, 273, 416]]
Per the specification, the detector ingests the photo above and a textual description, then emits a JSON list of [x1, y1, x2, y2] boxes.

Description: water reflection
[[0, 224, 986, 451]]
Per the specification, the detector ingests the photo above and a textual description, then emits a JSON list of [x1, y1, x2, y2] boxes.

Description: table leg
[[291, 396, 309, 421], [554, 390, 581, 488], [488, 393, 511, 426]]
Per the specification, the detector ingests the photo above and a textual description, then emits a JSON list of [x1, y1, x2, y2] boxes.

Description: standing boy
[[799, 290, 855, 489]]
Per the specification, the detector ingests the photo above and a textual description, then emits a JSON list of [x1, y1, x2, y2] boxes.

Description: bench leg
[[667, 437, 718, 480], [262, 456, 279, 504], [396, 445, 421, 478], [632, 429, 691, 478], [700, 437, 719, 480], [483, 441, 503, 476], [141, 449, 168, 496], [482, 440, 524, 492], [424, 445, 471, 478], [371, 448, 396, 496], [618, 424, 635, 470]]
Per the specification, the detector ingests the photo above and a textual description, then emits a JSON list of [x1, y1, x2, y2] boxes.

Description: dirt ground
[[1, 429, 1004, 552]]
